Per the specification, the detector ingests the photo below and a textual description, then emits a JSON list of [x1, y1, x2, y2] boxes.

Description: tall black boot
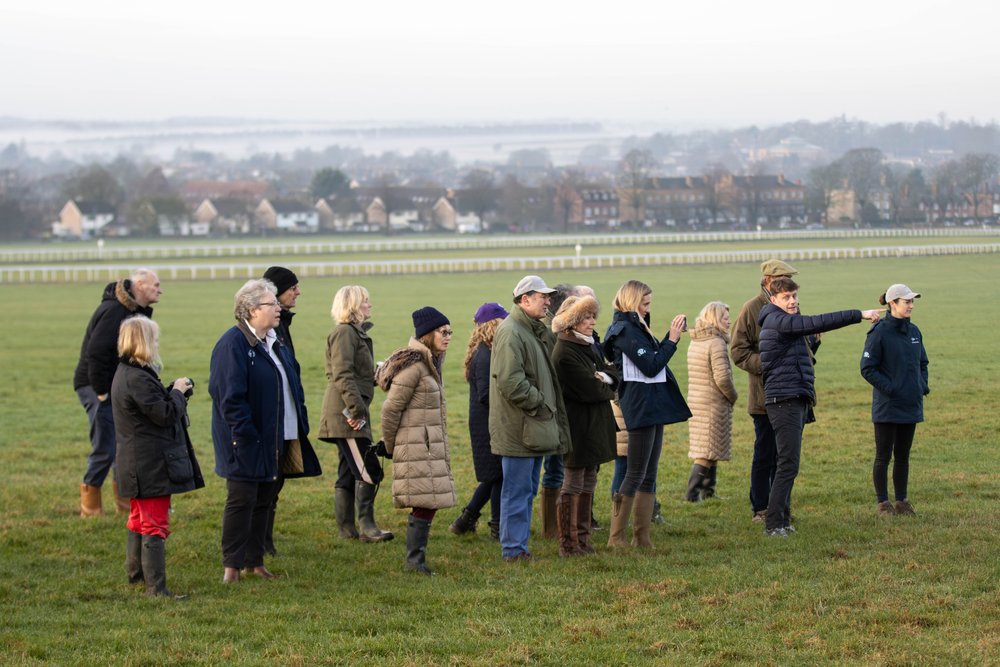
[[488, 519, 500, 541], [141, 535, 187, 600], [686, 464, 709, 502], [356, 481, 393, 542], [405, 515, 434, 575], [126, 530, 143, 584], [701, 466, 718, 500], [334, 486, 359, 539], [449, 507, 480, 535]]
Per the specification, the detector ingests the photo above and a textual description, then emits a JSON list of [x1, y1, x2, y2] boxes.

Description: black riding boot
[[405, 515, 434, 575], [686, 464, 710, 502]]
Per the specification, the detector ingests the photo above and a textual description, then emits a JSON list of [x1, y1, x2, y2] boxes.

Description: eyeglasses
[[438, 329, 454, 337], [257, 301, 280, 308]]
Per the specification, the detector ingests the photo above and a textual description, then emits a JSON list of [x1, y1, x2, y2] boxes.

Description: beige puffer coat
[[686, 323, 738, 461], [611, 398, 629, 458], [376, 338, 456, 510]]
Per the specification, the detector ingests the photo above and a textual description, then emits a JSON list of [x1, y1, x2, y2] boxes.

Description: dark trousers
[[764, 398, 808, 531], [749, 413, 778, 513], [77, 386, 117, 487], [873, 422, 917, 502], [620, 424, 663, 496], [222, 479, 280, 569], [467, 479, 502, 523]]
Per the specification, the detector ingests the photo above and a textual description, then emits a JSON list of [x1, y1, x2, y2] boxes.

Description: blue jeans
[[541, 454, 564, 489], [77, 386, 117, 487], [500, 456, 542, 558], [610, 456, 627, 497], [764, 398, 808, 530], [749, 414, 777, 513]]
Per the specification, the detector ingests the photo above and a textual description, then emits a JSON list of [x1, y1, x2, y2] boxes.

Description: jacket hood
[[690, 321, 729, 343], [108, 279, 143, 313], [375, 338, 441, 390]]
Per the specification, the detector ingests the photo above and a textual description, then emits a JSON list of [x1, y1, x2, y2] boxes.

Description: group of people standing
[[72, 259, 929, 596]]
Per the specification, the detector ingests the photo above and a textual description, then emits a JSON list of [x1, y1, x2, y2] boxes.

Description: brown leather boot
[[540, 487, 559, 539], [576, 491, 596, 555], [557, 492, 582, 557], [607, 493, 634, 548], [80, 483, 103, 517], [632, 491, 655, 549], [114, 487, 132, 516]]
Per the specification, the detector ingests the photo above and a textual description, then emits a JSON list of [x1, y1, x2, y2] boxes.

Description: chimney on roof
[[685, 176, 692, 188], [778, 173, 785, 185]]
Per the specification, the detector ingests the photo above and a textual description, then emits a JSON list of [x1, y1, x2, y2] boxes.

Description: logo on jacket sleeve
[[863, 351, 870, 358], [636, 348, 647, 356]]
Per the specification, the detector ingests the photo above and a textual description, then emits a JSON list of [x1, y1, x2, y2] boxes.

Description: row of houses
[[66, 172, 984, 238]]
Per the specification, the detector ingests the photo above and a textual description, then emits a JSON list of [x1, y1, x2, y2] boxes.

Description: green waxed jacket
[[318, 320, 375, 442], [488, 305, 571, 458]]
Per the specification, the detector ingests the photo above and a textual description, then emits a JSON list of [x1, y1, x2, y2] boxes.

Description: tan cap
[[760, 259, 798, 277], [885, 284, 920, 302], [513, 275, 556, 298]]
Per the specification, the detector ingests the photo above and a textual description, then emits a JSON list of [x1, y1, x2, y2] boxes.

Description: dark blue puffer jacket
[[861, 314, 929, 423], [604, 311, 691, 430], [759, 304, 861, 405]]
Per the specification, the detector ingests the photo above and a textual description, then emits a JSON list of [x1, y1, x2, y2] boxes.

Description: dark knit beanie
[[263, 266, 298, 297], [412, 306, 450, 338]]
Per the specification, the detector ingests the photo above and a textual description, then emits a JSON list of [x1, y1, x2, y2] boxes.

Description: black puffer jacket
[[112, 360, 205, 498], [74, 280, 153, 394], [759, 304, 860, 405]]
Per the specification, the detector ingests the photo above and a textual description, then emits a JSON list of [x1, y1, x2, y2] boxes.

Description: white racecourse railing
[[2, 243, 998, 284], [2, 228, 998, 265]]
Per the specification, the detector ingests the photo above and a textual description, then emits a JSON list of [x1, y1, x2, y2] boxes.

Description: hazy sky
[[3, 0, 998, 127]]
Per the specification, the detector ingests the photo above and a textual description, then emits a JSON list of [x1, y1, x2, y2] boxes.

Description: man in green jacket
[[730, 259, 798, 522], [490, 275, 571, 561]]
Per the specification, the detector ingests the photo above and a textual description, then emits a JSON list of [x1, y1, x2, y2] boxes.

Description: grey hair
[[234, 279, 277, 321], [131, 267, 156, 283]]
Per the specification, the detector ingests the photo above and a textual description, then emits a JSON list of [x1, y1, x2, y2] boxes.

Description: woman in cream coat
[[685, 301, 738, 501], [376, 306, 456, 574]]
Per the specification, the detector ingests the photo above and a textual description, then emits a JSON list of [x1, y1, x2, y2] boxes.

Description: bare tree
[[837, 148, 885, 218], [807, 163, 844, 224], [616, 149, 657, 228], [958, 153, 1000, 221], [459, 168, 497, 230], [930, 160, 961, 224], [701, 164, 734, 226], [551, 170, 584, 234]]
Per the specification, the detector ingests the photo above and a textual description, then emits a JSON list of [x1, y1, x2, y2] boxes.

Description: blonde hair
[[331, 285, 371, 324], [464, 318, 502, 381], [613, 280, 652, 314], [118, 316, 160, 368], [696, 301, 730, 332]]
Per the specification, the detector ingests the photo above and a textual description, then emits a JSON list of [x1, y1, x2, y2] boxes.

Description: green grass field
[[2, 252, 999, 665]]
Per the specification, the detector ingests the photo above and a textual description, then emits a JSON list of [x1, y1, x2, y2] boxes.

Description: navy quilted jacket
[[759, 304, 861, 405]]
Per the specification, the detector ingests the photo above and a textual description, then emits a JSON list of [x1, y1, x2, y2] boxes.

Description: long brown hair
[[464, 318, 502, 381]]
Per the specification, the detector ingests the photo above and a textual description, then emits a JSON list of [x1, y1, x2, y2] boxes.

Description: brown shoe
[[242, 566, 279, 580], [222, 567, 241, 584], [876, 501, 896, 516], [893, 500, 916, 516], [751, 510, 766, 523]]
